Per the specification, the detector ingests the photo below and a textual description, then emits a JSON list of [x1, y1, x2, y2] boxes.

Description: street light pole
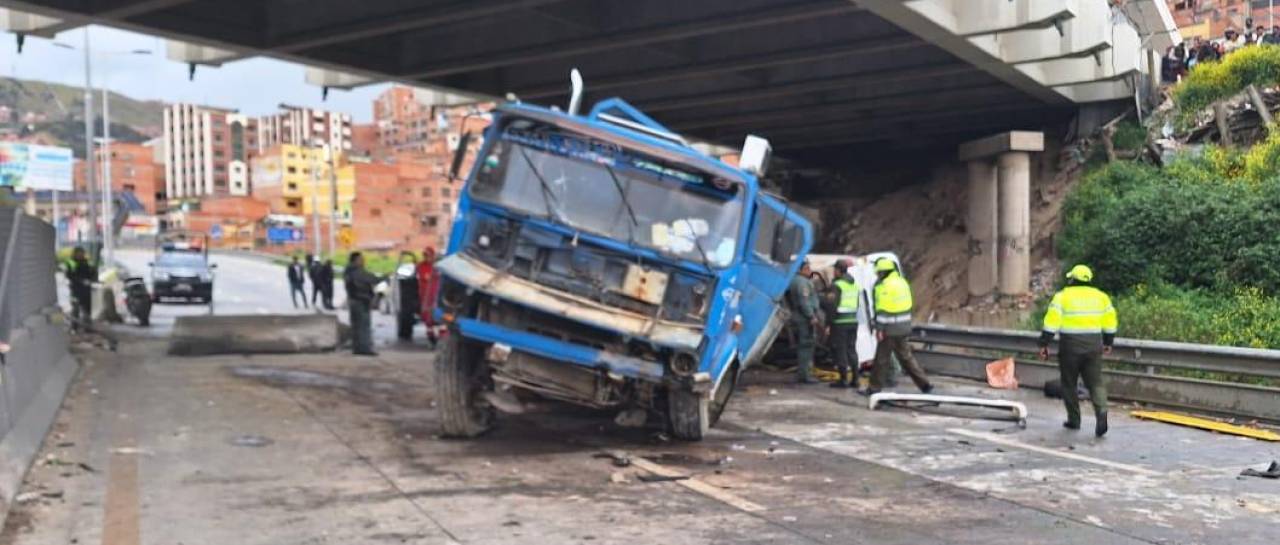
[[310, 155, 321, 257], [101, 86, 114, 266], [80, 29, 98, 265], [327, 145, 338, 257]]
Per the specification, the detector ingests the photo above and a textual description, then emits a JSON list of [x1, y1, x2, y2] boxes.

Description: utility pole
[[101, 86, 114, 266], [80, 28, 98, 265], [327, 144, 338, 257], [310, 154, 321, 257]]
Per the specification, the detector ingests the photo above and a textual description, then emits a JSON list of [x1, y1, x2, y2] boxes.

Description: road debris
[[593, 451, 632, 468], [609, 471, 630, 484], [1131, 411, 1280, 442], [1240, 461, 1280, 480], [637, 474, 690, 483]]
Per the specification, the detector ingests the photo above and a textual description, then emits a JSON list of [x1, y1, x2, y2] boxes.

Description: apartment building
[[257, 104, 353, 153], [162, 103, 257, 200], [73, 141, 164, 214], [251, 143, 354, 221]]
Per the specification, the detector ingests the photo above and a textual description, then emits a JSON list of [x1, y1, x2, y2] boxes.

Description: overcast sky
[[1, 25, 390, 122]]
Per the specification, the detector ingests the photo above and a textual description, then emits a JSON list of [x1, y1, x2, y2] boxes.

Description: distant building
[[162, 103, 258, 200], [349, 123, 378, 156], [370, 86, 483, 156], [74, 141, 164, 214], [250, 143, 354, 221], [1168, 0, 1280, 40], [257, 104, 353, 153]]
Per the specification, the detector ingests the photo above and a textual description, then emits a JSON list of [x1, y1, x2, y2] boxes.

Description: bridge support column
[[965, 160, 998, 297], [997, 151, 1031, 296], [958, 131, 1043, 297]]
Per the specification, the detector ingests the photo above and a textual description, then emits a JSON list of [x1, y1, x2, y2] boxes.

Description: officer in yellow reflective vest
[[1038, 264, 1118, 437], [863, 258, 932, 395], [828, 258, 860, 388]]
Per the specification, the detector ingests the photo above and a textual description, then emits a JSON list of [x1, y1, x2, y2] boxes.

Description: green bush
[[1059, 161, 1280, 295], [1173, 44, 1280, 119]]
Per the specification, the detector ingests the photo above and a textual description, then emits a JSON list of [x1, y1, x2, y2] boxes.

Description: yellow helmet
[[1066, 264, 1094, 283], [874, 258, 897, 273]]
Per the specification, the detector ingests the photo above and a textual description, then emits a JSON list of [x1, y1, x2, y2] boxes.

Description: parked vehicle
[[432, 73, 812, 440], [150, 232, 215, 304], [122, 277, 152, 326]]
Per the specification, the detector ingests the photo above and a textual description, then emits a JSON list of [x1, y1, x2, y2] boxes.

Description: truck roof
[[495, 98, 757, 193]]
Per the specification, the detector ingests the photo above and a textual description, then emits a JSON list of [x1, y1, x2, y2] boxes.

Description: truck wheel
[[435, 336, 493, 438], [668, 389, 710, 441]]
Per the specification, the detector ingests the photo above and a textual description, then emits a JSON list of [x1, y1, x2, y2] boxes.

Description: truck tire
[[668, 389, 710, 440], [436, 336, 493, 438]]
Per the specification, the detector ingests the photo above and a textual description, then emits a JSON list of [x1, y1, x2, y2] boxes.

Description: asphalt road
[[110, 248, 407, 346], [9, 252, 1279, 544]]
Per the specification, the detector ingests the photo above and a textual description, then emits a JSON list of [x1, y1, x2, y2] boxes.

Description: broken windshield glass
[[469, 130, 743, 267]]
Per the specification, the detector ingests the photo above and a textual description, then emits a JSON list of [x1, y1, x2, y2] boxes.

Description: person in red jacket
[[416, 246, 442, 348]]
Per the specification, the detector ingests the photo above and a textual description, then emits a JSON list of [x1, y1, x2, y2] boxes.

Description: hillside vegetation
[[1051, 50, 1280, 349], [1, 77, 163, 153]]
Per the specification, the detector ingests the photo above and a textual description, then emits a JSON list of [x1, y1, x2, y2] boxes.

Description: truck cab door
[[737, 194, 811, 368]]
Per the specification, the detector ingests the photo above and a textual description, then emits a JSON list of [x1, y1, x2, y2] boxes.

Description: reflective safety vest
[[1042, 285, 1117, 336], [833, 277, 860, 325], [874, 271, 913, 326]]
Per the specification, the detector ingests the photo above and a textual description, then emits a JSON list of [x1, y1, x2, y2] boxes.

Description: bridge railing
[[912, 323, 1280, 422]]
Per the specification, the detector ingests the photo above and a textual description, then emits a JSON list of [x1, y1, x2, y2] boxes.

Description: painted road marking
[[947, 428, 1161, 476], [629, 458, 766, 513]]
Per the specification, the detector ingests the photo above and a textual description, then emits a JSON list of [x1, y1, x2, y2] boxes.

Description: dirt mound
[[805, 137, 1087, 323]]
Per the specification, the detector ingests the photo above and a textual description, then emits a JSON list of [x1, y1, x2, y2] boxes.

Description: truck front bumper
[[453, 317, 666, 382]]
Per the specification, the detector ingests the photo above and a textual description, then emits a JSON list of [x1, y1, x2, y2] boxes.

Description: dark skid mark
[[226, 365, 407, 393]]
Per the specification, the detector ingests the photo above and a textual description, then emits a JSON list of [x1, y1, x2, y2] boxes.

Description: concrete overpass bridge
[[2, 0, 1178, 168]]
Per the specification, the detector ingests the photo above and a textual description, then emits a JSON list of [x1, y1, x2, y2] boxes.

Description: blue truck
[[434, 76, 812, 440]]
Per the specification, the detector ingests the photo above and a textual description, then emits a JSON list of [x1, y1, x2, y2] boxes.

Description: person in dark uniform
[[287, 255, 308, 309], [65, 247, 97, 331], [828, 258, 860, 388], [306, 253, 323, 308], [786, 259, 821, 383], [344, 252, 380, 356], [319, 259, 336, 310]]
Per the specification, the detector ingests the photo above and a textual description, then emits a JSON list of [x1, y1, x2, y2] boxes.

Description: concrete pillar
[[997, 151, 1031, 295], [966, 160, 998, 297]]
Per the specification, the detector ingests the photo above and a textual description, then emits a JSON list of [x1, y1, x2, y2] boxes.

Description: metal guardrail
[[911, 323, 1280, 422]]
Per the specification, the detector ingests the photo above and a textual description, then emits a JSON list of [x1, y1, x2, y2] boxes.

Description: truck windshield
[[470, 128, 744, 267]]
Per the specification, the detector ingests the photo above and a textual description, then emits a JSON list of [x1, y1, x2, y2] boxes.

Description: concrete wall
[[0, 206, 76, 526]]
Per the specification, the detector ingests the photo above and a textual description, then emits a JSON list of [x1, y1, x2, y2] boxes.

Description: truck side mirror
[[448, 132, 473, 182]]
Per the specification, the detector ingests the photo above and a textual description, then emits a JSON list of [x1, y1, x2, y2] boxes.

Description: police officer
[[1037, 265, 1117, 437], [863, 258, 932, 395], [344, 252, 381, 356], [828, 258, 860, 388], [65, 247, 97, 331], [787, 259, 821, 383]]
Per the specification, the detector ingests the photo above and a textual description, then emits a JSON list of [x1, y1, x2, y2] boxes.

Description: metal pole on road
[[80, 29, 98, 265], [327, 145, 337, 258], [101, 86, 114, 266], [310, 156, 321, 257]]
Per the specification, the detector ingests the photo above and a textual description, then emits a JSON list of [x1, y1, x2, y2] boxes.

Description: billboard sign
[[0, 142, 74, 191]]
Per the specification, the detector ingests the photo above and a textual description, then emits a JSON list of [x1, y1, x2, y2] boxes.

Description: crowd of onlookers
[[1163, 19, 1280, 82]]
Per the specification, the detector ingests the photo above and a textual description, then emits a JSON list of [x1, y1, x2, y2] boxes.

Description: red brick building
[[73, 141, 164, 214]]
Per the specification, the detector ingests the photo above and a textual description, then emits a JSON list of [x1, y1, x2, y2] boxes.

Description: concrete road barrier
[[168, 314, 342, 356]]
